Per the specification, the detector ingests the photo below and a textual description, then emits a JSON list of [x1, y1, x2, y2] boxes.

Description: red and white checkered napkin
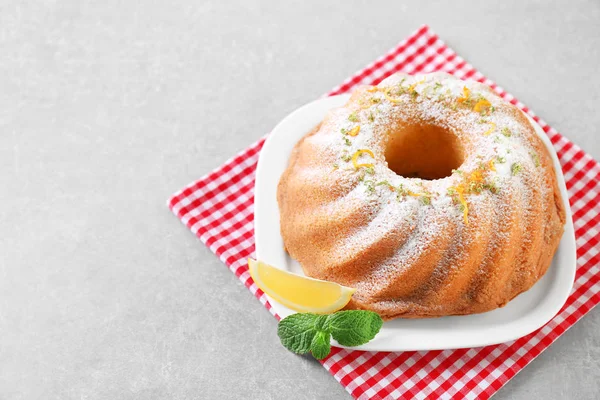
[[169, 25, 600, 399]]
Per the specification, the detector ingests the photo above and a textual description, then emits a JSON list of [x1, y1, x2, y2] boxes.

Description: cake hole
[[384, 124, 464, 180]]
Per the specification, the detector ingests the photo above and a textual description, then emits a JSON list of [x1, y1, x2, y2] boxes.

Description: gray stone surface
[[1, 0, 599, 399]]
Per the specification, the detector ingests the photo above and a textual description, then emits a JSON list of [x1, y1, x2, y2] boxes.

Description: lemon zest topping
[[473, 98, 492, 113], [455, 186, 469, 224], [365, 79, 425, 105], [407, 190, 427, 197], [483, 121, 496, 136], [408, 78, 426, 94], [383, 91, 403, 104], [375, 181, 395, 191], [352, 149, 375, 169], [511, 163, 522, 175], [448, 159, 498, 225], [348, 126, 360, 136], [457, 86, 471, 103], [394, 183, 432, 204], [471, 168, 484, 182]]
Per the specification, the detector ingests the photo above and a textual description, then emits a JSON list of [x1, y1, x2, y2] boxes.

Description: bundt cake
[[277, 72, 566, 320]]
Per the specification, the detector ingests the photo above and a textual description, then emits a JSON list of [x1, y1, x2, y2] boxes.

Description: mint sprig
[[328, 310, 384, 347], [277, 310, 383, 360], [310, 331, 331, 360]]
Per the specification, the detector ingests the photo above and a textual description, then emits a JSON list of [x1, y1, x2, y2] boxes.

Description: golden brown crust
[[277, 73, 566, 320]]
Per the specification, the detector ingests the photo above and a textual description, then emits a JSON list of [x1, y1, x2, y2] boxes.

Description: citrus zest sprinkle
[[456, 186, 469, 224], [457, 86, 471, 103], [367, 87, 379, 93], [352, 149, 375, 169], [376, 181, 396, 191], [474, 98, 492, 113], [470, 169, 484, 182], [408, 78, 426, 93], [448, 160, 498, 225], [383, 91, 403, 104], [348, 126, 360, 136], [483, 121, 496, 136]]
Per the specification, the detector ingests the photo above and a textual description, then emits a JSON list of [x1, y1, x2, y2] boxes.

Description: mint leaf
[[310, 331, 331, 360], [277, 314, 329, 355], [327, 310, 383, 347], [277, 310, 383, 359], [277, 313, 319, 354], [313, 314, 329, 331]]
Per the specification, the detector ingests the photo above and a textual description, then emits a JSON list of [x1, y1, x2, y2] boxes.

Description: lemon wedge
[[248, 258, 356, 314]]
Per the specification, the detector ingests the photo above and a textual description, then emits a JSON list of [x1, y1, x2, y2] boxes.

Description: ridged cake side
[[277, 73, 566, 320]]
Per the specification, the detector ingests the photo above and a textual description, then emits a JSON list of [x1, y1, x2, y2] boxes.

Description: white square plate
[[254, 95, 576, 351]]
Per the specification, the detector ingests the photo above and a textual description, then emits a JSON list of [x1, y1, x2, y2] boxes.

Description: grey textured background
[[1, 1, 599, 399]]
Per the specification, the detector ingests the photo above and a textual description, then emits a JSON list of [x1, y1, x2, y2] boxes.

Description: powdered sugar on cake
[[277, 72, 565, 318], [316, 74, 546, 293]]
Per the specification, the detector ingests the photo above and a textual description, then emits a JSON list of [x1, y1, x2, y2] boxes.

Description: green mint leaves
[[277, 314, 326, 354], [277, 310, 383, 360], [327, 310, 384, 347], [310, 331, 331, 360]]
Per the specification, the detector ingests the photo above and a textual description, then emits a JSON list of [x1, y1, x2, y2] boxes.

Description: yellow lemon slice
[[248, 258, 356, 314]]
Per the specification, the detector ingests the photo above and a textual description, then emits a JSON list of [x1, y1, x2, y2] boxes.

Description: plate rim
[[254, 94, 576, 351]]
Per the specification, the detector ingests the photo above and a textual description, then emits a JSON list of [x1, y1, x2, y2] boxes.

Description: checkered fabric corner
[[168, 25, 600, 400]]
